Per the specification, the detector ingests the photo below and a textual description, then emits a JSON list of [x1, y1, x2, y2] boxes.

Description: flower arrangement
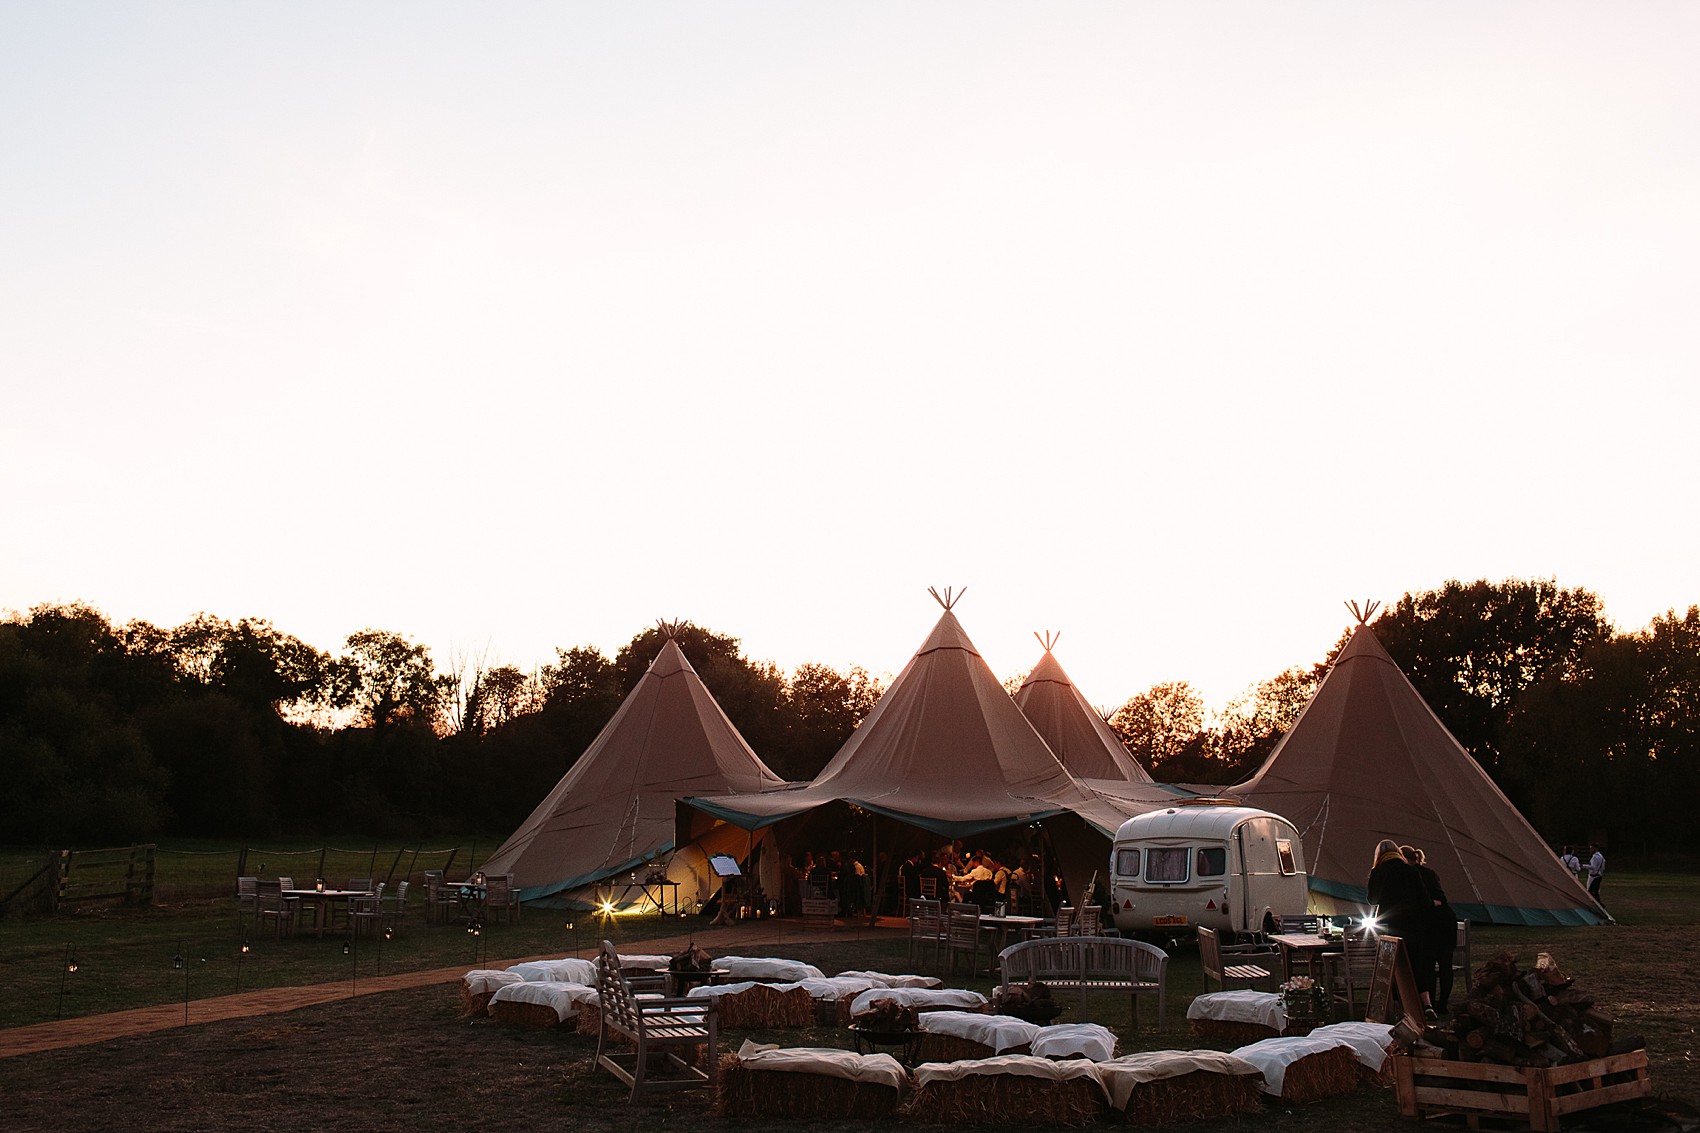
[[1279, 975, 1327, 1022]]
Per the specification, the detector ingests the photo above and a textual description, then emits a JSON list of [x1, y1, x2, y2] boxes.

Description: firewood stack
[[1429, 951, 1642, 1067]]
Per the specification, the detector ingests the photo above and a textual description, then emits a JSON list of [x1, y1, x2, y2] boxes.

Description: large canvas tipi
[[684, 593, 1129, 904], [1015, 635, 1153, 782], [1229, 616, 1607, 926], [481, 633, 786, 907]]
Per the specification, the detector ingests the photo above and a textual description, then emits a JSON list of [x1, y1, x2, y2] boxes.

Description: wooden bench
[[997, 935, 1169, 1032], [1197, 925, 1275, 993], [594, 940, 719, 1100]]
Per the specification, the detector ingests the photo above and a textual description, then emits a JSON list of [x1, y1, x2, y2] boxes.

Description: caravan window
[[1146, 847, 1189, 883], [1115, 848, 1140, 877], [1276, 839, 1298, 876], [1196, 847, 1226, 876]]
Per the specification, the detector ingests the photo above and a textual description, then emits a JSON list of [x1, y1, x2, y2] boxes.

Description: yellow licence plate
[[1152, 915, 1188, 926]]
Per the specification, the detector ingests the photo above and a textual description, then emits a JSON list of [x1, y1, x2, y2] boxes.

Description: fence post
[[317, 846, 328, 884], [237, 847, 249, 877]]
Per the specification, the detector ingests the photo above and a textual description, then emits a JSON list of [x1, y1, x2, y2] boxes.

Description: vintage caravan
[[1109, 800, 1309, 940]]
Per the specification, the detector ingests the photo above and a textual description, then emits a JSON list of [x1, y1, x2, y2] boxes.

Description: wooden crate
[[1394, 1051, 1651, 1132]]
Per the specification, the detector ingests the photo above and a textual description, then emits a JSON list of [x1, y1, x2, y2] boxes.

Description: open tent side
[[683, 595, 1129, 908]]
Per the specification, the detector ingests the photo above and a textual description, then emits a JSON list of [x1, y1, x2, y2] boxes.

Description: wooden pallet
[[1394, 1051, 1651, 1132]]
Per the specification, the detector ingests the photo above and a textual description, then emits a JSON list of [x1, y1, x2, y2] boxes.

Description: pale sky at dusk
[[4, 3, 1697, 713]]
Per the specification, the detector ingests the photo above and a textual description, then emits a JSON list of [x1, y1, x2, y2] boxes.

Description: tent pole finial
[[928, 585, 965, 611], [1344, 599, 1380, 626], [1035, 630, 1060, 652]]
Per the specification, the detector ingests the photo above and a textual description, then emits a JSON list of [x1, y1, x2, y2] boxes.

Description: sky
[[4, 3, 1698, 714]]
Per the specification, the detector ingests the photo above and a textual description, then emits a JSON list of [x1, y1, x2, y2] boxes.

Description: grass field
[[2, 848, 1695, 1132]]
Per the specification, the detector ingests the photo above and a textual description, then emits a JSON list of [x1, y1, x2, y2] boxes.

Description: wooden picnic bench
[[594, 940, 719, 1100], [997, 935, 1169, 1032]]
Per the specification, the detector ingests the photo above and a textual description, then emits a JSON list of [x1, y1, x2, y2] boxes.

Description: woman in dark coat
[[1366, 837, 1434, 1017], [1403, 845, 1459, 1012]]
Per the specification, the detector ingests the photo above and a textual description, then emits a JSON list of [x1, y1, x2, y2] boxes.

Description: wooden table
[[981, 914, 1047, 967], [282, 889, 370, 937], [1269, 932, 1340, 982]]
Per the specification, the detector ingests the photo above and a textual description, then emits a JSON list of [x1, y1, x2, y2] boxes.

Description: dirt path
[[0, 919, 897, 1059]]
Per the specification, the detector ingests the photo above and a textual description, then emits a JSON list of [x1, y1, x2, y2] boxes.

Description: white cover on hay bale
[[917, 1011, 1041, 1054], [789, 976, 881, 1002], [463, 969, 525, 996], [734, 1040, 908, 1091], [1306, 1022, 1395, 1071], [835, 970, 943, 989], [713, 956, 825, 981], [1095, 1050, 1263, 1109], [1186, 990, 1286, 1030], [507, 957, 598, 984], [488, 979, 599, 1023], [850, 986, 986, 1016], [686, 980, 767, 1000], [1230, 1033, 1357, 1094], [1031, 1024, 1117, 1062], [914, 1053, 1107, 1095], [612, 953, 672, 971]]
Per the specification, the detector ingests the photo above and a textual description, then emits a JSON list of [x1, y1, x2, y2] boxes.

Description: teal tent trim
[[1308, 875, 1607, 927], [515, 842, 676, 905]]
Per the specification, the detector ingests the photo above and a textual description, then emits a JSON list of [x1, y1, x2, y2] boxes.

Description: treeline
[[0, 609, 877, 844], [1105, 580, 1700, 854], [3, 579, 1696, 853]]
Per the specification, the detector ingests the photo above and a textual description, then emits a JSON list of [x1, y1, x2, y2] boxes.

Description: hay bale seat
[[904, 1055, 1107, 1126], [1186, 990, 1286, 1044], [1030, 1023, 1117, 1062], [716, 1044, 906, 1119], [488, 980, 600, 1027], [914, 1011, 1039, 1064], [686, 982, 815, 1028], [1231, 1035, 1363, 1104], [1307, 1021, 1398, 1088], [712, 956, 825, 983], [507, 956, 598, 984], [460, 969, 523, 1017], [785, 976, 881, 1027], [847, 986, 987, 1025], [1098, 1051, 1265, 1125], [834, 970, 942, 990]]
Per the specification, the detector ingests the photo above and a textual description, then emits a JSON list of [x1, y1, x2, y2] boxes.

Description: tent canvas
[[684, 602, 1132, 908], [1015, 641, 1154, 782], [480, 636, 786, 906], [1228, 621, 1607, 927]]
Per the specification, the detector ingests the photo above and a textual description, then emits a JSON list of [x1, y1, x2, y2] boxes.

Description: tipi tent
[[1015, 635, 1153, 782], [1229, 616, 1607, 927], [684, 594, 1129, 903], [481, 633, 786, 908]]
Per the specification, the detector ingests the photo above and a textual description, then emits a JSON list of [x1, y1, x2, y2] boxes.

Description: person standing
[[1403, 845, 1459, 1012], [1586, 844, 1607, 901], [1367, 837, 1434, 1019], [1559, 845, 1582, 882]]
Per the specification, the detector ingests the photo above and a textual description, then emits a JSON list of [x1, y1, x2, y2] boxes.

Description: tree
[[1370, 578, 1612, 782], [774, 661, 883, 780], [1111, 681, 1208, 768], [1213, 663, 1325, 778], [333, 629, 450, 731]]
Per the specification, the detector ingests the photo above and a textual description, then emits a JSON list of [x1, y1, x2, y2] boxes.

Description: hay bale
[[716, 1059, 901, 1119], [489, 999, 569, 1028], [576, 1001, 602, 1036], [1272, 1046, 1360, 1104], [904, 1065, 1104, 1126], [914, 1034, 1005, 1064], [1118, 1069, 1264, 1124], [1188, 1019, 1280, 1046], [459, 985, 494, 1018], [715, 984, 815, 1029]]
